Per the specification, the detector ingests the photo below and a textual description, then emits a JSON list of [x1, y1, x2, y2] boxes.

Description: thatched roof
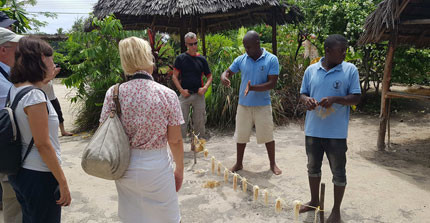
[[359, 0, 430, 48], [33, 34, 68, 41], [92, 0, 302, 33]]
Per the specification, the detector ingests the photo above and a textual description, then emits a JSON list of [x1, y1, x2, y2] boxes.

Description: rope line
[[191, 133, 325, 222]]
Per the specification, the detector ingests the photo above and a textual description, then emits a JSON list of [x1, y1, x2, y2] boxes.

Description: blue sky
[[24, 0, 98, 34]]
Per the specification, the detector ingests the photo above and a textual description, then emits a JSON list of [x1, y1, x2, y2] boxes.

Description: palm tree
[[0, 0, 56, 33]]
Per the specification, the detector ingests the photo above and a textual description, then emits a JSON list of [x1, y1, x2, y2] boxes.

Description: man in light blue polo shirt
[[299, 34, 361, 223], [221, 30, 281, 175]]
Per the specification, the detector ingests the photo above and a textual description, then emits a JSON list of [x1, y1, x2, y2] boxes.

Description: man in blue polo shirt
[[221, 30, 281, 175], [299, 34, 361, 223], [172, 32, 212, 140]]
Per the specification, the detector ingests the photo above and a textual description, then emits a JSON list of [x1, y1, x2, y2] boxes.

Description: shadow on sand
[[359, 137, 430, 192]]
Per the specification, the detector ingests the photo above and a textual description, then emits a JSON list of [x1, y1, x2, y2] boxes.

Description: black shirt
[[174, 53, 211, 94]]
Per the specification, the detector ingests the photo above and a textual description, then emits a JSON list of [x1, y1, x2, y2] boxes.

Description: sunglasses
[[186, 41, 198, 46]]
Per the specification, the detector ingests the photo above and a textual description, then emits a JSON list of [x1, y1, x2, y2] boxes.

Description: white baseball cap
[[0, 27, 23, 45]]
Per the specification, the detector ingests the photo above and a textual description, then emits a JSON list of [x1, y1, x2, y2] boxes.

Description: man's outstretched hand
[[221, 75, 231, 87]]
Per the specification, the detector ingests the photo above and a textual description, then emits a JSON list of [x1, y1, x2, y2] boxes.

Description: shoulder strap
[[0, 66, 9, 81], [22, 88, 49, 163], [22, 138, 34, 162], [8, 86, 49, 163], [5, 86, 11, 107], [10, 86, 35, 110], [112, 84, 121, 116], [9, 86, 49, 113]]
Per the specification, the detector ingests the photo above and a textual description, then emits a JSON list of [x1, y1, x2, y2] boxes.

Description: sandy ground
[[1, 80, 429, 223]]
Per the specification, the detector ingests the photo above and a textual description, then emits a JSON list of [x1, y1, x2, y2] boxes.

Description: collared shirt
[[99, 78, 184, 150], [300, 58, 361, 139], [229, 48, 279, 106], [0, 61, 12, 108]]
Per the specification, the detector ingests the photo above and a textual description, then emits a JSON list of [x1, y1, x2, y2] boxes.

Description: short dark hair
[[10, 36, 53, 84], [324, 34, 348, 49]]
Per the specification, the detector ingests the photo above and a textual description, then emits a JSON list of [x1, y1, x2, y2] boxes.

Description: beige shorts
[[234, 104, 274, 144]]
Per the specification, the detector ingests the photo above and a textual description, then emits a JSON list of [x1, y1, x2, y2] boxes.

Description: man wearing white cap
[[0, 27, 22, 107], [0, 26, 23, 223]]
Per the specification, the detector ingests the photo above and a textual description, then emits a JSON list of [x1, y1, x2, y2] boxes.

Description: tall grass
[[205, 47, 243, 128], [204, 34, 243, 128]]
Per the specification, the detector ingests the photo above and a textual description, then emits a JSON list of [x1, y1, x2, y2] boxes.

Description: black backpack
[[0, 86, 45, 174]]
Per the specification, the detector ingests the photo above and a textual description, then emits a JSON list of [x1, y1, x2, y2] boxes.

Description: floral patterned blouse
[[99, 77, 184, 150]]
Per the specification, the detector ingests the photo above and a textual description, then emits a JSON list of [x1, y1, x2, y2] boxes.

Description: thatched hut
[[359, 0, 430, 150], [33, 34, 68, 42], [92, 0, 302, 54]]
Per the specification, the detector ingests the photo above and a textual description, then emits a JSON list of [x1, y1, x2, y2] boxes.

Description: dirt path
[[4, 80, 428, 223]]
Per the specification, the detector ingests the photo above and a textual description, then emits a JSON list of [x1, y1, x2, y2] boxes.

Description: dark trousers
[[8, 168, 61, 223], [305, 136, 348, 186]]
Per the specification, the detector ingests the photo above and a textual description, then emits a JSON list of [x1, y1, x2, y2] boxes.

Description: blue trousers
[[8, 168, 61, 223]]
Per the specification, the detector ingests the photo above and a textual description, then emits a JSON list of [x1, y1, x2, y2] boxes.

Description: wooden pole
[[377, 32, 397, 150], [271, 8, 277, 56], [191, 16, 197, 34], [320, 183, 325, 223], [201, 18, 207, 56], [180, 18, 186, 53], [387, 98, 392, 148], [191, 136, 197, 164]]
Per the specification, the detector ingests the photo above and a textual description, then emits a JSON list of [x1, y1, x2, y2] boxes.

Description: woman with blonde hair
[[7, 36, 72, 222], [99, 36, 184, 223]]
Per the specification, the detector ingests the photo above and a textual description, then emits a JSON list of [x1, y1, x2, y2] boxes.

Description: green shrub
[[53, 51, 72, 78], [272, 25, 309, 124], [63, 16, 152, 132], [392, 47, 430, 85]]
